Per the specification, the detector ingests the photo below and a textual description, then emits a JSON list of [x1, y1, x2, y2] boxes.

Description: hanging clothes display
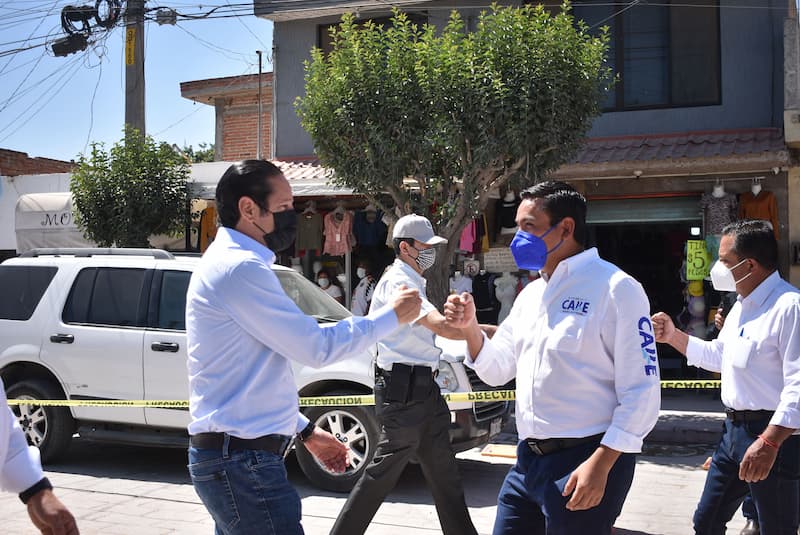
[[699, 192, 737, 236], [495, 192, 520, 242], [471, 271, 499, 324], [459, 220, 477, 253], [494, 273, 518, 324], [738, 190, 779, 238], [449, 271, 473, 294], [353, 206, 387, 248], [296, 210, 323, 253], [323, 209, 354, 256]]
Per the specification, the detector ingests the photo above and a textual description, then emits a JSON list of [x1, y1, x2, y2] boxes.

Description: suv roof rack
[[20, 248, 175, 259]]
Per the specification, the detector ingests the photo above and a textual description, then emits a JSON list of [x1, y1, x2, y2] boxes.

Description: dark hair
[[317, 268, 343, 289], [721, 220, 778, 271], [215, 160, 283, 228], [519, 181, 587, 246], [393, 237, 414, 257]]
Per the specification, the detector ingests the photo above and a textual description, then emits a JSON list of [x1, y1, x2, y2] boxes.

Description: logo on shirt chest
[[561, 297, 591, 315], [638, 317, 658, 376]]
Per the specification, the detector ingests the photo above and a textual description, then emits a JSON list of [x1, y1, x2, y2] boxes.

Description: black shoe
[[739, 519, 759, 535]]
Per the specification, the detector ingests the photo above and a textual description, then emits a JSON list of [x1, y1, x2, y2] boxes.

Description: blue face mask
[[510, 226, 564, 272]]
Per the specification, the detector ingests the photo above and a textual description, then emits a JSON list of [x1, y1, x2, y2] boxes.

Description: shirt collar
[[393, 258, 426, 287], [214, 226, 275, 266], [739, 270, 780, 310], [545, 248, 598, 282]]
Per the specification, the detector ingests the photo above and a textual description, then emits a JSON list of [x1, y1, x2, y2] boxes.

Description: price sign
[[686, 240, 711, 281]]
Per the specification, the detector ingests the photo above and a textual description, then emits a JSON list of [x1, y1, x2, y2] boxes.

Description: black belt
[[376, 365, 436, 379], [190, 432, 292, 456], [724, 408, 774, 423], [526, 433, 604, 456]]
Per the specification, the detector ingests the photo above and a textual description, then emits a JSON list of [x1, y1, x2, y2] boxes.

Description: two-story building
[[250, 0, 798, 377]]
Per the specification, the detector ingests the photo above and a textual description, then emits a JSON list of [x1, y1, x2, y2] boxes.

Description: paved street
[[0, 436, 747, 535]]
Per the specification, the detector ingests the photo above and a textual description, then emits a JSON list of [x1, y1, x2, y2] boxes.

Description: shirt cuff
[[770, 410, 800, 431], [367, 303, 400, 338], [684, 336, 705, 367], [295, 412, 310, 435], [1, 446, 44, 494], [464, 332, 490, 369], [601, 425, 644, 454]]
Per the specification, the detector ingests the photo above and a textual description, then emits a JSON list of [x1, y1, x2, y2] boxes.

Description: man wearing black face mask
[[331, 214, 479, 535], [444, 181, 660, 535], [185, 160, 423, 535]]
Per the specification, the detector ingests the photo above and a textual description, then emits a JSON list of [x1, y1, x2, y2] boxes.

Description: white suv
[[0, 248, 509, 492]]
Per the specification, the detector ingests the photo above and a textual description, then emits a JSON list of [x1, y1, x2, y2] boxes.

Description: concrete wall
[[272, 0, 786, 157]]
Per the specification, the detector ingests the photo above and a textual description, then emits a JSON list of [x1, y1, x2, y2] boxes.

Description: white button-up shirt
[[373, 259, 439, 370], [686, 271, 800, 430], [0, 378, 44, 493], [351, 276, 375, 316], [468, 248, 661, 453], [187, 227, 399, 438]]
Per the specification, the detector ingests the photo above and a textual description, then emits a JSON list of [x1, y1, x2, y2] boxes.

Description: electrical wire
[[83, 58, 103, 153]]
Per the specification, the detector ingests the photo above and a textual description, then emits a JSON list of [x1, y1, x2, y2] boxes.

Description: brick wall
[[221, 91, 272, 161], [0, 149, 74, 176]]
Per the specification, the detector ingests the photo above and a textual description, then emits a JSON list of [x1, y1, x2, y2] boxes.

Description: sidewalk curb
[[645, 410, 725, 445]]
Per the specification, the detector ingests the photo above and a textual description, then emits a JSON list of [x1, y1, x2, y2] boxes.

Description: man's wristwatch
[[19, 477, 52, 504], [298, 421, 316, 442]]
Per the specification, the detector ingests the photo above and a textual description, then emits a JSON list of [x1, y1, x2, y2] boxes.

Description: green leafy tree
[[296, 3, 610, 304], [71, 127, 190, 247], [181, 142, 216, 163]]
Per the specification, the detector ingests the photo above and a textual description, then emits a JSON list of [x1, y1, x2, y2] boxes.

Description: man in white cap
[[331, 214, 478, 535]]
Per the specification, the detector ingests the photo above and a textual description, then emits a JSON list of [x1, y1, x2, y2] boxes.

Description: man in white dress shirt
[[652, 219, 800, 535], [186, 160, 421, 535], [445, 181, 661, 534]]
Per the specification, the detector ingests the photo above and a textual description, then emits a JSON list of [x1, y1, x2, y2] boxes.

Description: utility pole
[[256, 50, 263, 159], [125, 0, 146, 135]]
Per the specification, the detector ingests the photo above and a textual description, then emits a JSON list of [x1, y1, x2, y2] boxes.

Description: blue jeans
[[493, 439, 636, 535], [188, 445, 303, 535], [694, 417, 800, 535]]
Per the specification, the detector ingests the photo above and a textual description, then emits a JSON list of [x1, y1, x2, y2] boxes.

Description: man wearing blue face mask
[[331, 213, 479, 535], [652, 219, 800, 535], [444, 181, 661, 535]]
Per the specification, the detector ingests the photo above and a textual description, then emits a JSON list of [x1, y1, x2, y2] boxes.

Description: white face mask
[[356, 267, 367, 279], [318, 278, 330, 289], [709, 259, 750, 292]]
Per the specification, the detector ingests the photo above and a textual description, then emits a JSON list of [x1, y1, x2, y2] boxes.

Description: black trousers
[[330, 378, 477, 535]]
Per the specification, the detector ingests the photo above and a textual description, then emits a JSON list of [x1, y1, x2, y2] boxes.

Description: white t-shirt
[[323, 284, 343, 300]]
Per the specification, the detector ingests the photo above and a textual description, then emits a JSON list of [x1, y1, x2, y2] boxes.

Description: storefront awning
[[189, 161, 353, 199]]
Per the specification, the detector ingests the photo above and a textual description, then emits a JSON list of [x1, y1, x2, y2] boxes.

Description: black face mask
[[255, 210, 297, 252]]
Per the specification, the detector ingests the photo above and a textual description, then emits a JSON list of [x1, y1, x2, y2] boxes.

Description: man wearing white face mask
[[331, 214, 478, 535], [350, 260, 376, 316], [652, 219, 800, 535]]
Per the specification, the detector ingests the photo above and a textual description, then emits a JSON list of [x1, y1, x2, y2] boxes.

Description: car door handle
[[49, 334, 74, 344], [151, 342, 179, 353]]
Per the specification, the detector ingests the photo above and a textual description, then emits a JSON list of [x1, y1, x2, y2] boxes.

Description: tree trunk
[[426, 238, 460, 311]]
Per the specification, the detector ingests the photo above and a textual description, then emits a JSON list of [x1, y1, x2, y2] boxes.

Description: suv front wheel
[[7, 379, 74, 463], [295, 397, 379, 493]]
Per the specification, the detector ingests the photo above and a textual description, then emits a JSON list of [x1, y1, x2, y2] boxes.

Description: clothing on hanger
[[699, 191, 737, 236], [738, 189, 779, 238], [323, 210, 354, 256], [296, 210, 323, 252]]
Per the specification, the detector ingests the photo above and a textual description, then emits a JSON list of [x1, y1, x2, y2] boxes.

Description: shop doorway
[[585, 195, 706, 379]]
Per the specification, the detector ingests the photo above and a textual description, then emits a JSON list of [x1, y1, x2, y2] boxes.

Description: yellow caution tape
[[4, 381, 721, 408]]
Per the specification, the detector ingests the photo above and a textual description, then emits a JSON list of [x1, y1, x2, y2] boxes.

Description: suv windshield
[[275, 270, 351, 323]]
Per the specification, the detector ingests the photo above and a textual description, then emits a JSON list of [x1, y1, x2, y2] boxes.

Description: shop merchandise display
[[495, 190, 520, 242], [494, 273, 519, 324], [353, 204, 387, 248], [449, 271, 473, 295], [323, 204, 355, 256], [471, 270, 500, 324], [296, 201, 323, 253], [738, 183, 779, 238], [699, 182, 736, 262]]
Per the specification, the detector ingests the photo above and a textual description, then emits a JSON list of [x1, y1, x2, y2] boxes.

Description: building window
[[571, 0, 720, 110], [318, 14, 429, 56]]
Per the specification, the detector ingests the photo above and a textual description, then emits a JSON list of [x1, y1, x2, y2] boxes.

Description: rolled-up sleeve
[[466, 302, 519, 387], [1, 381, 44, 493], [772, 301, 800, 429], [686, 336, 724, 373], [603, 278, 661, 453]]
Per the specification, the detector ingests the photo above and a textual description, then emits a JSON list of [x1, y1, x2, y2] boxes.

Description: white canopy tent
[[15, 192, 96, 252]]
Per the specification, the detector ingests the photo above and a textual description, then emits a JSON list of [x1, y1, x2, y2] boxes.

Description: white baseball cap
[[392, 214, 447, 245]]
